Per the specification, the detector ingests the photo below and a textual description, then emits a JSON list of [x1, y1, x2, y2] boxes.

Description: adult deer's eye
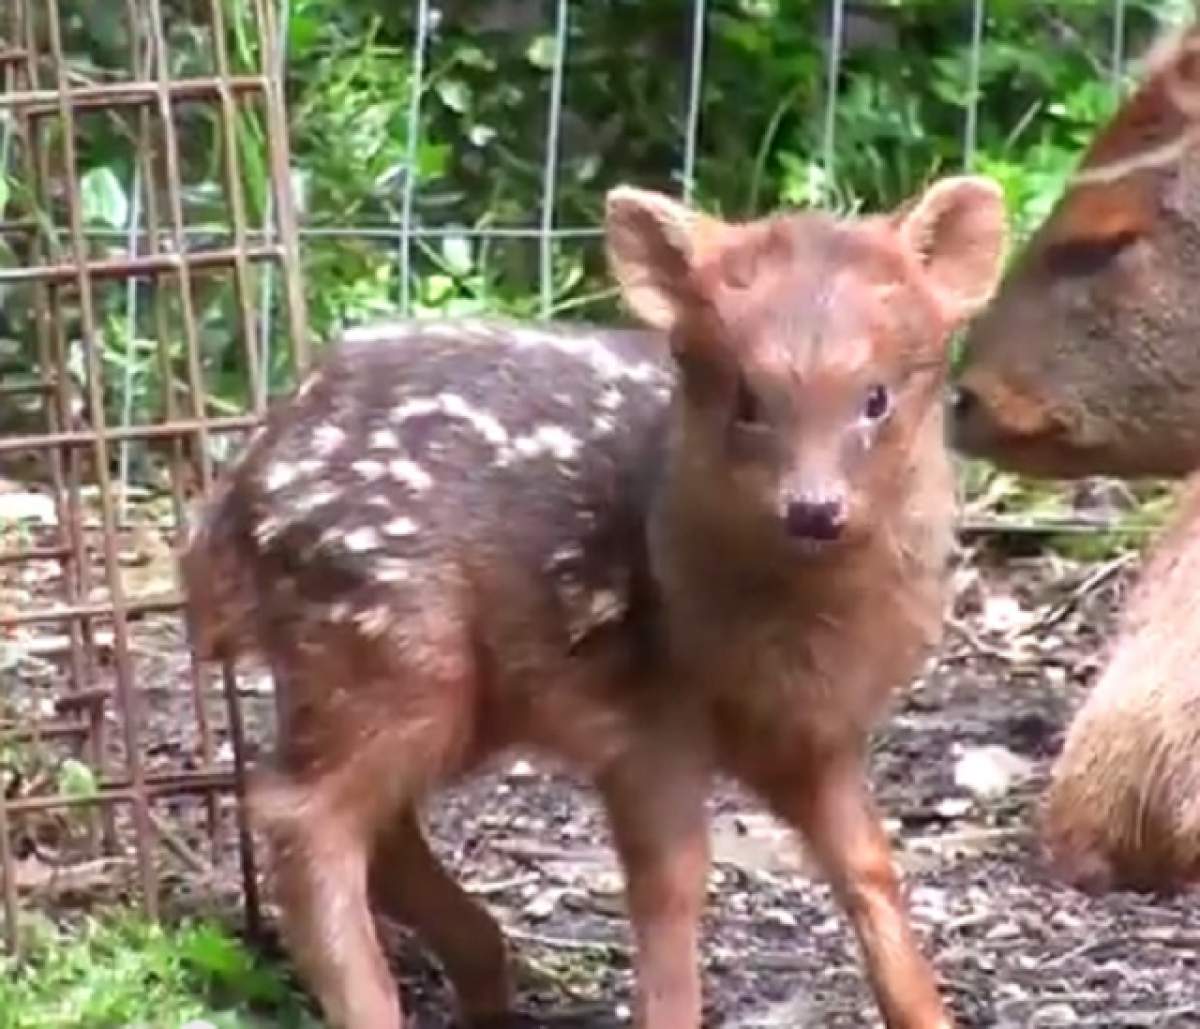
[[864, 384, 891, 422], [1042, 232, 1138, 277], [733, 376, 764, 427]]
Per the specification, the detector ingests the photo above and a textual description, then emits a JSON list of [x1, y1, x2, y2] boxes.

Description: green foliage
[[0, 911, 317, 1029]]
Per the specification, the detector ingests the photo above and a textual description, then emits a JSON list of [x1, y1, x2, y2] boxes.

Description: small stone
[[508, 758, 537, 780], [953, 745, 1034, 801], [935, 797, 973, 819], [522, 889, 560, 920]]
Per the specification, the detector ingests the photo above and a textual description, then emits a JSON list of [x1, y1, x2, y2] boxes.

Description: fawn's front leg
[[598, 746, 711, 1029], [759, 747, 953, 1029]]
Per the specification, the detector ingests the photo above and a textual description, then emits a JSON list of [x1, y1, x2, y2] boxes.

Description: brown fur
[[1042, 475, 1200, 893], [181, 176, 1007, 1029], [953, 19, 1200, 479]]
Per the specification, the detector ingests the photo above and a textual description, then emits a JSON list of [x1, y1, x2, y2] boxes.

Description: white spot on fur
[[511, 424, 581, 463], [598, 386, 624, 411], [297, 459, 324, 476], [504, 325, 666, 388], [592, 414, 617, 435], [253, 515, 284, 546], [375, 558, 412, 583], [550, 543, 583, 566], [392, 392, 510, 450], [354, 605, 392, 638], [369, 428, 400, 450], [439, 393, 510, 446], [588, 589, 622, 621], [353, 459, 385, 481], [391, 397, 442, 421], [344, 526, 382, 552], [382, 516, 419, 538], [264, 462, 299, 492], [312, 424, 346, 456], [291, 488, 338, 515], [389, 458, 433, 492], [328, 602, 353, 623]]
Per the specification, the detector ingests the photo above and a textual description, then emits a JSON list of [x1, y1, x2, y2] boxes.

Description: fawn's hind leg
[[371, 807, 513, 1023], [261, 776, 403, 1029]]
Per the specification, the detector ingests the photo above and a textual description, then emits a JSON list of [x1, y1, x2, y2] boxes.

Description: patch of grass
[[0, 910, 321, 1029]]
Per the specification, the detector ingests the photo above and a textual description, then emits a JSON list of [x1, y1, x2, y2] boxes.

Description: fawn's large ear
[[605, 186, 723, 331], [896, 175, 1008, 326]]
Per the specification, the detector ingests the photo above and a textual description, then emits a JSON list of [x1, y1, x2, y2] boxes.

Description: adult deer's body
[[182, 177, 1007, 1029], [945, 22, 1200, 900], [1042, 473, 1200, 893]]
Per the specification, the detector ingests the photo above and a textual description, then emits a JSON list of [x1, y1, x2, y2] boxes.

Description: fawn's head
[[605, 176, 1007, 553], [954, 25, 1200, 478]]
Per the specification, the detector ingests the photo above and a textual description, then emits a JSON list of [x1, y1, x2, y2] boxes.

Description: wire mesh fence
[[0, 0, 1188, 953]]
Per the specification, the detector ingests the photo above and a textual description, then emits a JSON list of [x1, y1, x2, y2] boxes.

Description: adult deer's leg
[[598, 745, 710, 1029], [371, 807, 513, 1023], [759, 747, 953, 1029]]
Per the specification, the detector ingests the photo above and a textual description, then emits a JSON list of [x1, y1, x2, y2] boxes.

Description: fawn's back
[[185, 319, 680, 774]]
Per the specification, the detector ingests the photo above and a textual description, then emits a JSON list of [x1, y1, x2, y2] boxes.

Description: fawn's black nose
[[783, 496, 847, 542]]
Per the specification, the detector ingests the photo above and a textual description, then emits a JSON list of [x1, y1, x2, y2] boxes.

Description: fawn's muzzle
[[783, 495, 847, 542]]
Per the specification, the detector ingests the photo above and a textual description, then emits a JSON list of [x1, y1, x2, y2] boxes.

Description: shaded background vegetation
[[0, 0, 1188, 469]]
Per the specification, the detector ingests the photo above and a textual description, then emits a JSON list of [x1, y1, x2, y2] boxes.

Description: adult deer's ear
[[605, 185, 725, 332], [896, 175, 1009, 327]]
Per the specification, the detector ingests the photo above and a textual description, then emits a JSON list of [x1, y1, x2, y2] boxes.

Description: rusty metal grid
[[0, 0, 308, 953]]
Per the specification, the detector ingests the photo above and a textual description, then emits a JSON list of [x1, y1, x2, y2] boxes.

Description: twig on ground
[[506, 927, 628, 955], [1021, 551, 1138, 636]]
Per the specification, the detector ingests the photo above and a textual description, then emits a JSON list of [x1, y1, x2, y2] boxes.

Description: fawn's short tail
[[178, 484, 258, 663]]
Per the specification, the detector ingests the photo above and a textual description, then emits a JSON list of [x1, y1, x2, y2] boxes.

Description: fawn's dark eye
[[864, 384, 891, 422], [733, 376, 765, 427]]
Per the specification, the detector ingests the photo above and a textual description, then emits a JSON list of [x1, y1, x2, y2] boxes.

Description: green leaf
[[526, 34, 558, 71], [57, 758, 98, 799], [441, 235, 472, 276], [288, 13, 320, 58], [453, 45, 494, 71], [80, 166, 129, 228], [435, 78, 471, 114]]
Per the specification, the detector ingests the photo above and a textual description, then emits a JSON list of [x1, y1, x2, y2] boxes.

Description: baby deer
[[182, 175, 1007, 1029]]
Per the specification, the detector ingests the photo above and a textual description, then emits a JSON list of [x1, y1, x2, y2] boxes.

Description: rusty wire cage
[[0, 0, 308, 952]]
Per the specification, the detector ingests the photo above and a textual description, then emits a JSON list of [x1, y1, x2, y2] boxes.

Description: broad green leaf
[[80, 167, 129, 229], [57, 758, 98, 800], [526, 35, 558, 71], [435, 79, 471, 114], [441, 235, 472, 276]]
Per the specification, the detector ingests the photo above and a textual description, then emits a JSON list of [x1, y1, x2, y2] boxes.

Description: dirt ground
[[2, 491, 1199, 1028]]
